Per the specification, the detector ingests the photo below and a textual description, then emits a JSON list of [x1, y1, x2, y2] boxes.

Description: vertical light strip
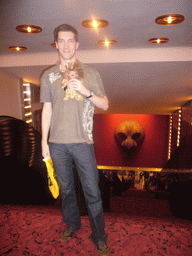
[[177, 109, 182, 147], [189, 100, 192, 126], [168, 115, 173, 160], [23, 82, 32, 124]]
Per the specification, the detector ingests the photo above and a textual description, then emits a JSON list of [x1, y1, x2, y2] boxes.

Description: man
[[40, 24, 109, 256]]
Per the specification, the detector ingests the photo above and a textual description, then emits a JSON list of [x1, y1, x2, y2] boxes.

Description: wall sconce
[[23, 82, 32, 124]]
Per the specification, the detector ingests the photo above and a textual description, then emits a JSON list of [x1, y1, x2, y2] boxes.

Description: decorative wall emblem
[[114, 118, 145, 151]]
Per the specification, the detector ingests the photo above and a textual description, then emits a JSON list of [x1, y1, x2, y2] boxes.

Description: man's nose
[[64, 41, 69, 48]]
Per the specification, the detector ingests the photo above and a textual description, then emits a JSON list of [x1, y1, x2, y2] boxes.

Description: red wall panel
[[93, 114, 169, 168]]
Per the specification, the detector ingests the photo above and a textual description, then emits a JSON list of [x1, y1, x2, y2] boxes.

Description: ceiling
[[0, 0, 192, 115]]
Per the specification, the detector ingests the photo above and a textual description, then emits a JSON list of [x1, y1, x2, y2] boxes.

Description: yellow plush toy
[[43, 157, 59, 199]]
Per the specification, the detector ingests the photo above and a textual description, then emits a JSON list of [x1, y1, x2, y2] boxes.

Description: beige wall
[[0, 69, 23, 119]]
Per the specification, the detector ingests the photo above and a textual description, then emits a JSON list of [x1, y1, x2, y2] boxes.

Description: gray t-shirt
[[40, 61, 106, 144]]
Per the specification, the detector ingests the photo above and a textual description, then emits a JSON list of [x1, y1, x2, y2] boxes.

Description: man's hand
[[67, 79, 90, 97], [41, 141, 51, 159]]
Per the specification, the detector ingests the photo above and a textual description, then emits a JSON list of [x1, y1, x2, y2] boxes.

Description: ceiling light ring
[[155, 14, 185, 25], [98, 40, 117, 46], [82, 19, 109, 29], [148, 38, 169, 44], [51, 43, 56, 48], [16, 25, 42, 33], [9, 46, 27, 51]]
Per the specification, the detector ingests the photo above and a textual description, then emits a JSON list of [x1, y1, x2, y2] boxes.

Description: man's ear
[[55, 41, 58, 49], [76, 42, 79, 50]]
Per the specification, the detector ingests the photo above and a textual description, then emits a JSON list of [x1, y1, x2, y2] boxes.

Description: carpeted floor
[[0, 190, 192, 255]]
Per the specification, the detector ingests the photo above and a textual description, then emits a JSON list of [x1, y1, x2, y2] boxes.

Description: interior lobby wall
[[0, 69, 22, 120], [93, 114, 169, 168]]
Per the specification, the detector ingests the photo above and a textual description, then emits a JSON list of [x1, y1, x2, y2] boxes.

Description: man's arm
[[41, 102, 52, 158], [88, 94, 109, 111]]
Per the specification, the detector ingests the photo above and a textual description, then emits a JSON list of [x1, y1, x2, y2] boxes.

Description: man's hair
[[54, 24, 78, 42]]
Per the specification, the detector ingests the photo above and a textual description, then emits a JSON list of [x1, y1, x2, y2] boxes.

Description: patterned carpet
[[1, 190, 192, 256]]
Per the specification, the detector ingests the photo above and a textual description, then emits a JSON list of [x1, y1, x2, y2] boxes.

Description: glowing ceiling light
[[167, 16, 172, 24], [9, 46, 27, 51], [82, 19, 108, 29], [16, 25, 42, 33], [105, 40, 109, 47], [92, 20, 98, 29], [148, 38, 169, 44], [51, 43, 56, 48], [98, 40, 117, 47], [27, 26, 32, 33], [155, 14, 185, 25]]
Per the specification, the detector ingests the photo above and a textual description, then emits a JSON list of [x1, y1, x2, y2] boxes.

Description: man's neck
[[59, 57, 77, 71]]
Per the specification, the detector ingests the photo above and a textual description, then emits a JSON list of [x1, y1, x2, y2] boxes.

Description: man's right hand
[[41, 141, 51, 159]]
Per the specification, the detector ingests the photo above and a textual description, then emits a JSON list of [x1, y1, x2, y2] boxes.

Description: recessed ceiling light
[[9, 46, 27, 51], [82, 19, 109, 29], [16, 25, 42, 33], [98, 40, 117, 47], [155, 14, 185, 25], [51, 43, 56, 48], [149, 38, 169, 44]]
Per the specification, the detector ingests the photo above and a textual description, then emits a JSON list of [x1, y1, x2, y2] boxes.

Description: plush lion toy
[[60, 62, 84, 101]]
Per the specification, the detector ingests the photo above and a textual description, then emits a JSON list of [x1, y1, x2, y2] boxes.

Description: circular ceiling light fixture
[[148, 38, 169, 44], [82, 19, 109, 29], [9, 46, 27, 51], [16, 25, 42, 33], [51, 43, 56, 48], [98, 40, 117, 47], [155, 14, 185, 25]]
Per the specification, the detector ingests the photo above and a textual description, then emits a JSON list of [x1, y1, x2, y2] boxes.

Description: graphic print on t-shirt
[[82, 99, 94, 142]]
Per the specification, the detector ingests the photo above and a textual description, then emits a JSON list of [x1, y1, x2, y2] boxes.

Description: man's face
[[55, 31, 79, 62]]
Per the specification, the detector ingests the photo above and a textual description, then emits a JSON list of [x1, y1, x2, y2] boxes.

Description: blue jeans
[[49, 143, 107, 245]]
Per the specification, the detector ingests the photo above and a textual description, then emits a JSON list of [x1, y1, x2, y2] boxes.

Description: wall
[[93, 114, 169, 168], [0, 69, 22, 119]]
